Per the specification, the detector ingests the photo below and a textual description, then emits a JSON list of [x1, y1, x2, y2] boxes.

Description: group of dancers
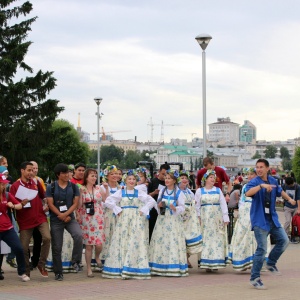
[[76, 164, 262, 279], [0, 161, 266, 281]]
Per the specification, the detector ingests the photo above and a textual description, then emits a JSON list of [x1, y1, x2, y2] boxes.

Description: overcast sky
[[22, 0, 300, 143]]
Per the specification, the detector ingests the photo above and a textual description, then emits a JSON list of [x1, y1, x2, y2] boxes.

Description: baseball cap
[[0, 174, 10, 184]]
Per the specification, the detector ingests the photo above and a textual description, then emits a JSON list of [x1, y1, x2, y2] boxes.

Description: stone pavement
[[0, 210, 299, 300]]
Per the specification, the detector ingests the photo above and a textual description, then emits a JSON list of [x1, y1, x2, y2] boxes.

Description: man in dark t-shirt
[[46, 163, 82, 281], [147, 163, 170, 241]]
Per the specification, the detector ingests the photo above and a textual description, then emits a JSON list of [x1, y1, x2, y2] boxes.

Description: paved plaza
[[0, 210, 298, 300]]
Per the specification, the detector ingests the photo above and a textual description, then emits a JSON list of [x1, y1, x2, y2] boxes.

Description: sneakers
[[6, 258, 17, 268], [72, 262, 83, 272], [19, 274, 30, 282], [290, 238, 299, 244], [37, 265, 49, 278], [250, 277, 266, 290], [55, 273, 64, 281], [0, 273, 4, 280], [266, 265, 281, 275]]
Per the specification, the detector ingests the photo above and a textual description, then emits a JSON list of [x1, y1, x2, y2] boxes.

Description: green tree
[[282, 158, 292, 172], [280, 146, 291, 159], [190, 157, 194, 171], [252, 150, 261, 159], [88, 149, 97, 167], [207, 150, 214, 159], [263, 145, 277, 158], [0, 1, 63, 178], [39, 120, 90, 179], [100, 144, 124, 166], [292, 147, 300, 183], [123, 150, 142, 169], [194, 158, 198, 169]]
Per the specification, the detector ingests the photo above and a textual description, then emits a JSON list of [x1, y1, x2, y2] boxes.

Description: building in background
[[239, 120, 256, 144], [208, 117, 239, 145]]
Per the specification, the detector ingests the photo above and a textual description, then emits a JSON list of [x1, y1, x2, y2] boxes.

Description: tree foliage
[[263, 145, 277, 158], [282, 158, 292, 172], [100, 145, 124, 167], [122, 150, 142, 169], [39, 120, 90, 178], [280, 146, 290, 159], [252, 150, 261, 159], [292, 147, 300, 183], [0, 1, 63, 178]]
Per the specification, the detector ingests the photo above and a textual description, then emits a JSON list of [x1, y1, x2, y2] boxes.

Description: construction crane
[[147, 117, 182, 143], [92, 127, 131, 140]]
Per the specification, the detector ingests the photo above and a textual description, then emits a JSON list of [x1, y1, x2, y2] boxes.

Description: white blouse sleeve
[[156, 189, 164, 214], [173, 190, 185, 216], [104, 189, 123, 215], [138, 190, 157, 217], [194, 188, 202, 217], [135, 184, 148, 194], [219, 188, 229, 222]]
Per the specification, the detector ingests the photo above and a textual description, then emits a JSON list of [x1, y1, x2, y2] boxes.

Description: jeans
[[20, 222, 51, 275], [251, 221, 289, 281], [50, 219, 83, 274], [0, 228, 26, 275], [7, 212, 19, 261]]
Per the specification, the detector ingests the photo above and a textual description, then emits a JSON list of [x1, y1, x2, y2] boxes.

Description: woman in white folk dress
[[99, 165, 120, 265], [195, 170, 229, 272], [178, 170, 202, 268], [102, 170, 156, 279], [149, 169, 188, 277], [135, 167, 151, 194]]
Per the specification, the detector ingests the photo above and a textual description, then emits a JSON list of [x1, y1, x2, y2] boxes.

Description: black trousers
[[149, 208, 158, 243]]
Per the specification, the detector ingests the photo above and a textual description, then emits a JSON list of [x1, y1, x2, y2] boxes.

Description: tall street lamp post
[[94, 97, 103, 184], [195, 33, 212, 159]]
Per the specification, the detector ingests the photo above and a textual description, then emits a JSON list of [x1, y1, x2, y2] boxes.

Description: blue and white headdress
[[122, 169, 140, 182]]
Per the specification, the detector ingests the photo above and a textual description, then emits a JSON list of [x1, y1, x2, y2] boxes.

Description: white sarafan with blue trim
[[195, 186, 229, 270], [181, 188, 203, 255], [102, 188, 156, 279], [228, 184, 271, 271], [149, 187, 188, 277]]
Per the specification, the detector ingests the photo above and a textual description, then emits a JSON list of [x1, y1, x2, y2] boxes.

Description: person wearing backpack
[[46, 163, 82, 281], [282, 176, 300, 244]]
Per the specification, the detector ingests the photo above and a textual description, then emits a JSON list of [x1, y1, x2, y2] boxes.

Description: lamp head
[[195, 34, 212, 51], [94, 97, 103, 106]]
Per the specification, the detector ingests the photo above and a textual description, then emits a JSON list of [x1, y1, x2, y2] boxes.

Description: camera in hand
[[160, 202, 166, 215], [85, 202, 95, 215]]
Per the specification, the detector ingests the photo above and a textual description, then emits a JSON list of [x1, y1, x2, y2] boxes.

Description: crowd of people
[[0, 154, 299, 290]]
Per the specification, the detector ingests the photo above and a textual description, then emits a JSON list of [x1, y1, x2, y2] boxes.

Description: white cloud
[[20, 0, 300, 143]]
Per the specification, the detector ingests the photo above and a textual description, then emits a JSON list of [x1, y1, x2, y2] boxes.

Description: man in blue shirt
[[245, 159, 296, 290]]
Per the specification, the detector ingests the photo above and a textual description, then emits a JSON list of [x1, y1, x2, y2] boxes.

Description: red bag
[[291, 214, 300, 237]]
